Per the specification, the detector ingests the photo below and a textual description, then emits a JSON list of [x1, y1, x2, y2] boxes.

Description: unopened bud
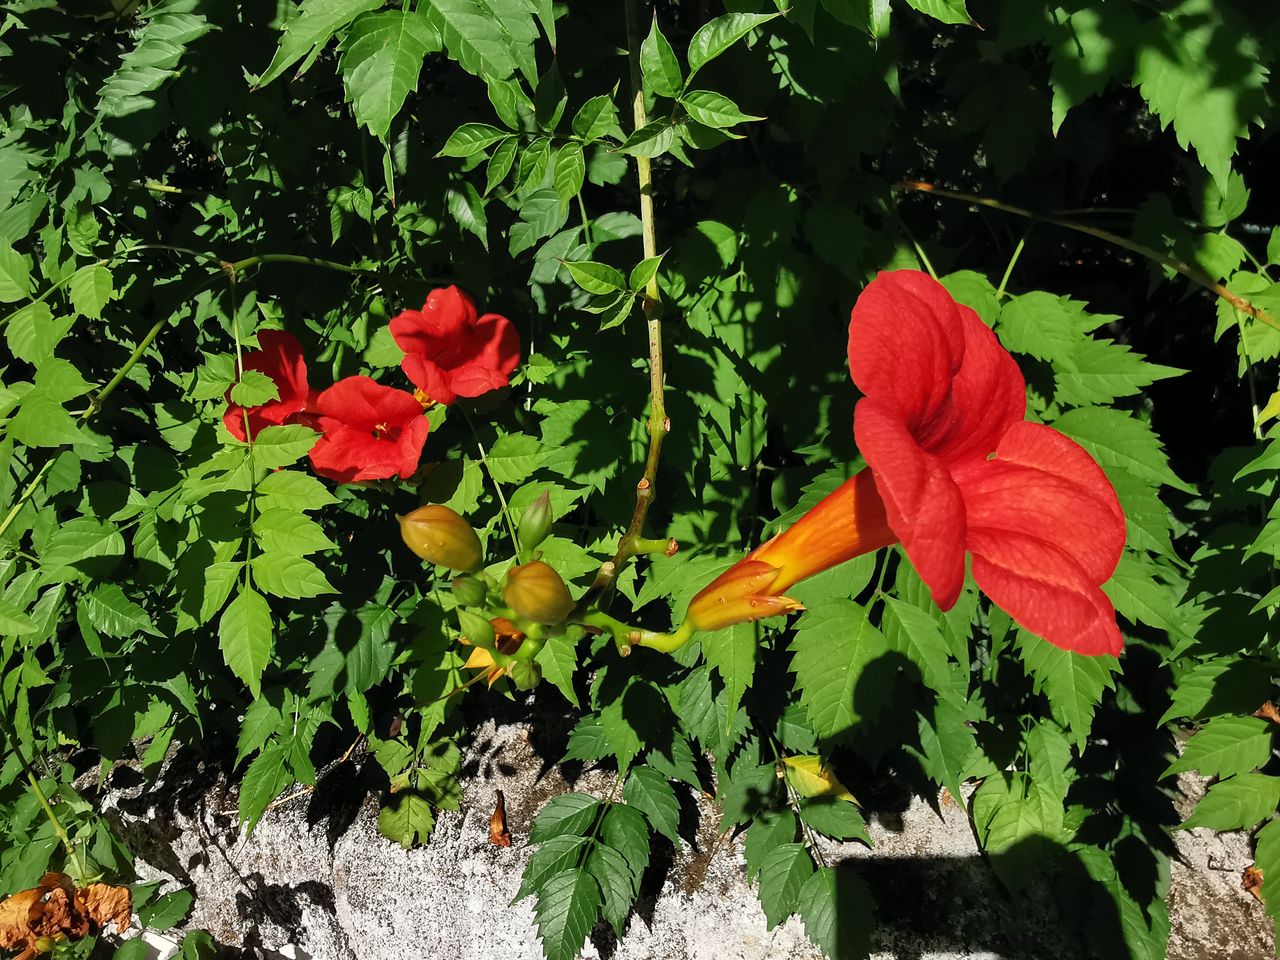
[[457, 607, 497, 650], [452, 574, 488, 607], [503, 560, 575, 625], [398, 504, 482, 570], [34, 937, 56, 953], [518, 490, 554, 552]]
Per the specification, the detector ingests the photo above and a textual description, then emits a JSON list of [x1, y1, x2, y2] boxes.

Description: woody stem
[[896, 180, 1280, 332], [590, 0, 670, 595]]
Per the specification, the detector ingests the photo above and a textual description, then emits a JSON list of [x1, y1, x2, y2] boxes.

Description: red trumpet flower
[[390, 286, 521, 406], [684, 270, 1125, 657], [223, 330, 318, 441], [307, 376, 430, 483]]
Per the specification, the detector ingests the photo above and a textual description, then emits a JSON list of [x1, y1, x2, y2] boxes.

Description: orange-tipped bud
[[685, 560, 805, 632], [683, 470, 897, 634], [503, 560, 575, 625], [398, 504, 483, 570]]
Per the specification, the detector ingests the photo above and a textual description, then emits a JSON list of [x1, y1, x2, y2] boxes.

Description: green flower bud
[[398, 505, 482, 570], [518, 490, 554, 552], [457, 607, 497, 650], [507, 658, 542, 691], [451, 574, 488, 607], [503, 560, 575, 625]]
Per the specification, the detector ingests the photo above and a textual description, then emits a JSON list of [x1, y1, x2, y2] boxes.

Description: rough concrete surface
[[100, 706, 1276, 960]]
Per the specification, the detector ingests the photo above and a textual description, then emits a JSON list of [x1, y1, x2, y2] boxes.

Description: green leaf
[[6, 302, 72, 365], [904, 0, 970, 25], [251, 552, 335, 599], [585, 841, 635, 936], [426, 0, 517, 81], [571, 94, 622, 142], [681, 90, 763, 129], [618, 120, 678, 159], [139, 889, 193, 931], [562, 260, 628, 295], [82, 583, 159, 638], [881, 596, 957, 701], [533, 869, 600, 960], [253, 508, 335, 556], [219, 588, 273, 697], [0, 241, 31, 302], [910, 699, 975, 804], [552, 144, 585, 208], [1255, 819, 1280, 917], [622, 767, 680, 842], [535, 633, 580, 707], [529, 793, 601, 843], [1053, 339, 1181, 408], [486, 433, 544, 483], [599, 804, 651, 887], [789, 600, 889, 742], [248, 424, 319, 470], [686, 13, 779, 83], [447, 182, 489, 248], [997, 292, 1112, 363], [438, 123, 510, 158], [641, 17, 682, 98], [744, 808, 797, 881], [341, 9, 441, 142], [239, 743, 292, 833], [1164, 717, 1273, 780], [485, 137, 519, 194], [0, 598, 36, 635], [1133, 0, 1267, 189], [378, 791, 436, 848], [701, 622, 756, 730], [256, 0, 382, 87], [757, 843, 814, 929], [629, 255, 663, 291], [67, 263, 113, 319], [516, 835, 590, 900], [1017, 632, 1118, 749], [797, 797, 870, 842], [1181, 773, 1280, 832], [597, 294, 636, 332], [41, 519, 125, 578], [229, 369, 279, 408], [257, 470, 338, 512]]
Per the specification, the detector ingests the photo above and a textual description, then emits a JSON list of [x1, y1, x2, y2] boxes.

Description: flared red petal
[[224, 330, 314, 441], [953, 422, 1125, 655], [854, 397, 967, 609], [847, 271, 1025, 466]]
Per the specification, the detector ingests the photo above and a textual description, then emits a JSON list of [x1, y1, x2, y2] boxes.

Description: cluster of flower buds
[[397, 491, 580, 693]]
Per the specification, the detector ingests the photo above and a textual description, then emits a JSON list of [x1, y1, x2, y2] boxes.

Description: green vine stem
[[589, 0, 671, 596], [0, 711, 86, 880], [896, 179, 1280, 332]]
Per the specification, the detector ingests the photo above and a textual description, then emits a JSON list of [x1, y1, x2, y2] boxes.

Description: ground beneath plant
[[97, 695, 1273, 960]]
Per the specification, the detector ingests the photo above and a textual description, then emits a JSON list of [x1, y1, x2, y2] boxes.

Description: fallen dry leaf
[[1254, 702, 1280, 725], [489, 790, 512, 847], [940, 788, 954, 808], [1244, 865, 1265, 901], [0, 887, 41, 951]]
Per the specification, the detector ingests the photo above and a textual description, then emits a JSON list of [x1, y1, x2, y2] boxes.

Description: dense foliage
[[1, 0, 1279, 957]]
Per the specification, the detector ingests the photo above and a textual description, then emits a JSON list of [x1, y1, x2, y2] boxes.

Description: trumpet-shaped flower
[[683, 270, 1126, 656], [390, 286, 520, 406], [307, 376, 430, 483]]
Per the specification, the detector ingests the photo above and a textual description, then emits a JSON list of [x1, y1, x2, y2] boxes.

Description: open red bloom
[[683, 270, 1125, 657], [223, 330, 317, 441], [389, 286, 520, 405], [307, 376, 430, 483]]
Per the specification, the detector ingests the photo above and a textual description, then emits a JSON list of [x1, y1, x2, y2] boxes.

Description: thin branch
[[896, 180, 1280, 332], [589, 0, 670, 595]]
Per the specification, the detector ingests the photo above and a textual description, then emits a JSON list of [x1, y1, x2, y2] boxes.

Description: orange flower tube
[[683, 469, 897, 633]]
